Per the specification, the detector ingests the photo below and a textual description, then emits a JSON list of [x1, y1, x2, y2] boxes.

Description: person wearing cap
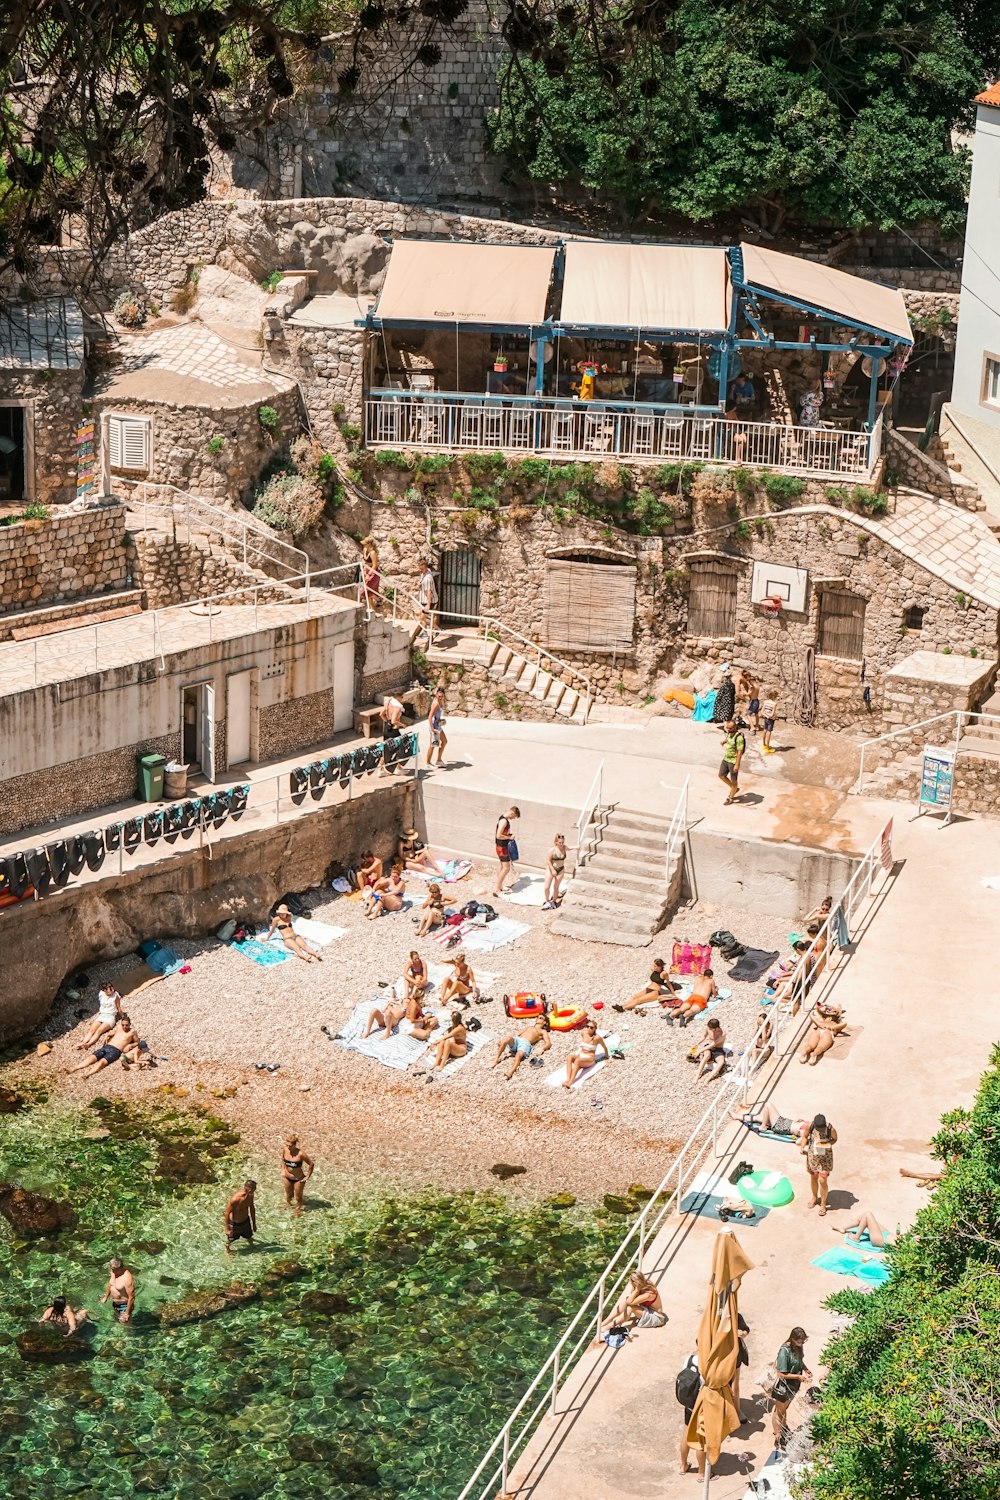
[[398, 827, 436, 874], [772, 1327, 812, 1444], [264, 905, 323, 963]]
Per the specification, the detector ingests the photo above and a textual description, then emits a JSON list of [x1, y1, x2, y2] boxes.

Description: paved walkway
[[471, 794, 999, 1500], [92, 323, 295, 406]]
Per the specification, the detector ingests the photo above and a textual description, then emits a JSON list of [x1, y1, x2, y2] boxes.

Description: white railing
[[3, 563, 365, 690], [0, 731, 420, 901], [365, 391, 881, 478], [857, 708, 1000, 792], [574, 759, 604, 867], [114, 478, 312, 595], [664, 775, 690, 884], [456, 819, 894, 1500], [374, 583, 596, 721]]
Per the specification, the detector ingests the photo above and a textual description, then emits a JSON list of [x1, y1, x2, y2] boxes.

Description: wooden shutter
[[543, 559, 636, 653], [817, 590, 865, 659], [108, 415, 150, 472], [687, 563, 738, 637]]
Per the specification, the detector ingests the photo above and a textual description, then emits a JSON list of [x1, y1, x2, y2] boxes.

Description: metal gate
[[439, 549, 482, 625]]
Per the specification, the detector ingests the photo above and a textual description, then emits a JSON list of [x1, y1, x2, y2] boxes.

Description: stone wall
[[259, 688, 337, 760], [0, 366, 85, 508], [264, 320, 365, 442], [0, 781, 410, 1043], [132, 534, 292, 610], [885, 428, 981, 511], [0, 500, 127, 616], [91, 387, 303, 505], [880, 655, 996, 732], [0, 731, 179, 836], [863, 747, 1000, 818]]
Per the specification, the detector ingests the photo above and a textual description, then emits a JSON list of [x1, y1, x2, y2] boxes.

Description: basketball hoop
[[759, 596, 783, 617]]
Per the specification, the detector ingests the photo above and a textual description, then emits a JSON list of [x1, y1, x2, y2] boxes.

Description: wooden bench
[[353, 704, 384, 738]]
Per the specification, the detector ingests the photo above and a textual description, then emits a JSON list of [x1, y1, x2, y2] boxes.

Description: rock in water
[[0, 1186, 77, 1236], [16, 1326, 89, 1364], [546, 1192, 577, 1210], [300, 1291, 354, 1316], [490, 1164, 527, 1181], [157, 1282, 260, 1327], [602, 1194, 636, 1215], [0, 1088, 23, 1114]]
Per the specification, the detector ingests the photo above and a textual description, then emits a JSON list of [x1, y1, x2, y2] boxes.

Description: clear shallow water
[[0, 1091, 621, 1499]]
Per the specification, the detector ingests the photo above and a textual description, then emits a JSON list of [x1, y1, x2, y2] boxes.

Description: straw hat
[[404, 827, 419, 838], [276, 903, 290, 915]]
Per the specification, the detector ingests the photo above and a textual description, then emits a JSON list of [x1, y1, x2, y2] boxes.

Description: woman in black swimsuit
[[280, 1136, 315, 1216], [38, 1295, 89, 1337]]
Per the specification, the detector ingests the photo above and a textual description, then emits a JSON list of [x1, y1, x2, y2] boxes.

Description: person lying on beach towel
[[669, 971, 719, 1025], [563, 1021, 609, 1089], [266, 905, 323, 963], [438, 951, 478, 1006], [362, 991, 439, 1043], [832, 1210, 894, 1249], [613, 958, 679, 1012], [491, 1016, 552, 1080], [728, 1102, 808, 1140], [69, 1017, 137, 1077], [431, 1012, 468, 1071], [415, 884, 446, 937]]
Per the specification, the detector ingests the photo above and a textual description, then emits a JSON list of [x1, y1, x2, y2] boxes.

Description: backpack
[[709, 929, 736, 950], [675, 1355, 701, 1408], [461, 900, 480, 919], [729, 1159, 754, 1186], [720, 940, 746, 960]]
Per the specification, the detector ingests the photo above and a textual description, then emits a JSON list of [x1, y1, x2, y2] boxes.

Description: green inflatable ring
[[736, 1169, 794, 1207]]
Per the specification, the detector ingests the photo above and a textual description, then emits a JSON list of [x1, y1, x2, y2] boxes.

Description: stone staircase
[[551, 804, 686, 946], [960, 693, 1000, 760], [426, 628, 591, 723]]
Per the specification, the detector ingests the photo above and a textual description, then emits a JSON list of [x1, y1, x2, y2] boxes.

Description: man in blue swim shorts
[[490, 1017, 552, 1081]]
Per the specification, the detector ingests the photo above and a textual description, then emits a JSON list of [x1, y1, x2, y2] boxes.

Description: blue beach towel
[[233, 938, 291, 968], [692, 689, 717, 722], [812, 1248, 891, 1285]]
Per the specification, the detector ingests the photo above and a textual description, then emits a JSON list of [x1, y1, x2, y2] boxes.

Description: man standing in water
[[224, 1180, 257, 1253], [100, 1258, 135, 1323]]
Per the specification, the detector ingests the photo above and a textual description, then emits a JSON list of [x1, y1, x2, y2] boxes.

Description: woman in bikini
[[799, 1001, 846, 1064], [398, 828, 437, 874], [438, 951, 477, 1006], [266, 905, 323, 962], [415, 883, 446, 937], [38, 1295, 89, 1337], [597, 1271, 667, 1336], [431, 1012, 468, 1071], [542, 833, 568, 910], [563, 1021, 609, 1089], [403, 951, 428, 1003], [279, 1135, 314, 1216], [614, 957, 678, 1012], [363, 863, 407, 919]]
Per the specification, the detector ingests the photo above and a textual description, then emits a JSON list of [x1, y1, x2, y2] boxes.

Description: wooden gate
[[439, 549, 482, 625], [817, 590, 866, 659], [687, 563, 739, 638]]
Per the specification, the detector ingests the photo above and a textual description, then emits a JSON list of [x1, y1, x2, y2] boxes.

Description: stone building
[[0, 299, 85, 507]]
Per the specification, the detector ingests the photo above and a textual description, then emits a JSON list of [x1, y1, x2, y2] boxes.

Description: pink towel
[[670, 940, 713, 976]]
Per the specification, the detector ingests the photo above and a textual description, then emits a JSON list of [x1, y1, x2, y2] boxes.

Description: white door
[[332, 641, 354, 733], [227, 671, 253, 766], [199, 683, 216, 783]]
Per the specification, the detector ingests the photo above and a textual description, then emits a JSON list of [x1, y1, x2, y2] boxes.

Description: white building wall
[[952, 101, 1000, 429]]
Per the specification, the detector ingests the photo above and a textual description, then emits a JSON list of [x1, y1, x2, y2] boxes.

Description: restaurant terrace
[[361, 239, 913, 480]]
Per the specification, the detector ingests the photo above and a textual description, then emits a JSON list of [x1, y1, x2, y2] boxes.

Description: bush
[[171, 276, 198, 315], [112, 289, 147, 327], [760, 473, 805, 503], [260, 270, 283, 293], [251, 472, 325, 537], [850, 485, 889, 516], [514, 457, 552, 486], [339, 422, 361, 445], [465, 452, 508, 480], [20, 501, 50, 521], [257, 405, 279, 431], [315, 452, 336, 482], [811, 1047, 1000, 1500], [825, 485, 849, 505], [206, 435, 224, 456], [732, 467, 757, 497], [414, 453, 453, 477], [374, 450, 414, 470]]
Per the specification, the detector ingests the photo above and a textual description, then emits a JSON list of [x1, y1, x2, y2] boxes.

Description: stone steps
[[552, 804, 684, 946], [0, 589, 144, 643]]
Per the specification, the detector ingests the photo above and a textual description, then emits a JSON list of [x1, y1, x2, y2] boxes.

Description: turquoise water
[[0, 1091, 621, 1499]]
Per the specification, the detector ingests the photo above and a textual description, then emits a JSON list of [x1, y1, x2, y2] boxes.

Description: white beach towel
[[462, 918, 530, 952], [408, 859, 474, 884], [502, 875, 547, 907], [425, 962, 499, 993], [420, 1025, 494, 1079], [293, 917, 347, 946], [332, 997, 433, 1071], [544, 1033, 620, 1090]]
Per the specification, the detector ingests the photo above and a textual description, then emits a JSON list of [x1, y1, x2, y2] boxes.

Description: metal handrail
[[374, 580, 596, 719], [456, 821, 892, 1500], [664, 775, 689, 884], [115, 477, 312, 598], [857, 709, 1000, 792], [574, 759, 604, 866]]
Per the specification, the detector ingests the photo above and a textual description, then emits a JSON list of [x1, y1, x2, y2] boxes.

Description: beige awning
[[740, 243, 912, 344], [373, 240, 556, 326], [558, 242, 732, 333]]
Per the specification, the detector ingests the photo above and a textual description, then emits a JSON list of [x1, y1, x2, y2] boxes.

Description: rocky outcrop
[[157, 1281, 260, 1327], [0, 1088, 23, 1114], [16, 1326, 91, 1363], [0, 1186, 77, 1236]]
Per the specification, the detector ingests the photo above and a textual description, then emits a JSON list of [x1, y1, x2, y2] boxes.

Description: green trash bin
[[137, 753, 168, 802]]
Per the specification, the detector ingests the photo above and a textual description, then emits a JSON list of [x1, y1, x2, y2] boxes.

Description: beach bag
[[720, 940, 746, 961], [477, 903, 498, 923], [216, 920, 237, 943], [759, 1361, 781, 1398], [729, 1160, 754, 1186], [604, 1325, 630, 1350], [709, 929, 736, 950], [507, 839, 519, 863], [675, 1355, 701, 1409]]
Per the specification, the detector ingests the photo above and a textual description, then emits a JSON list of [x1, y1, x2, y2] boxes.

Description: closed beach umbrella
[[686, 1229, 754, 1477]]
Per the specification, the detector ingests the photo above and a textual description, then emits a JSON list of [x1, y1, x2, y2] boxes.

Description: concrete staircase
[[484, 639, 589, 723], [551, 804, 685, 947], [961, 693, 1000, 760]]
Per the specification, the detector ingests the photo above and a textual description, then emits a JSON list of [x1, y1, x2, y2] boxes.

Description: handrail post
[[637, 1215, 646, 1274], [501, 1429, 510, 1498], [275, 779, 280, 826], [550, 1349, 561, 1417]]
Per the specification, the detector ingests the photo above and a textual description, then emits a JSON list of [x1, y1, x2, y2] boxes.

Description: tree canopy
[[808, 1048, 1000, 1499], [487, 0, 988, 234]]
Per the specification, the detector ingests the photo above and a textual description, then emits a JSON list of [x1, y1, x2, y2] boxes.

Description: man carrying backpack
[[676, 1352, 705, 1477], [719, 718, 747, 806]]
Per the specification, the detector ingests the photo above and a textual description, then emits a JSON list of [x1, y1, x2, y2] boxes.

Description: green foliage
[[21, 501, 51, 521], [465, 452, 509, 480], [314, 451, 336, 482], [850, 485, 889, 515], [339, 422, 362, 445], [735, 520, 752, 539], [374, 450, 414, 470], [653, 462, 701, 494], [260, 270, 283, 293], [731, 467, 757, 497], [825, 485, 850, 505], [812, 1049, 1000, 1499], [956, 591, 968, 608], [257, 405, 279, 431], [970, 646, 979, 657], [514, 458, 553, 486], [488, 0, 981, 234], [251, 471, 324, 537], [624, 486, 674, 535], [760, 473, 806, 503], [414, 453, 453, 477], [205, 435, 224, 456]]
